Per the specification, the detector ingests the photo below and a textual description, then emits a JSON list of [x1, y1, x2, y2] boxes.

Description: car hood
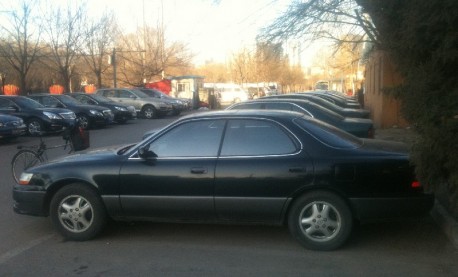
[[72, 104, 109, 111], [0, 114, 22, 121], [40, 107, 74, 114]]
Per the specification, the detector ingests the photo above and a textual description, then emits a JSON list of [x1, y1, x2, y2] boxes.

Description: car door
[[118, 119, 226, 220], [116, 89, 140, 110], [214, 118, 313, 223]]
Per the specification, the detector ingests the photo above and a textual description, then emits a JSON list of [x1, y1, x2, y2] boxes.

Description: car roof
[[179, 109, 305, 121]]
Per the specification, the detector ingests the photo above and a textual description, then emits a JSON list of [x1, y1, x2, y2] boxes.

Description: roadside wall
[[364, 51, 409, 128]]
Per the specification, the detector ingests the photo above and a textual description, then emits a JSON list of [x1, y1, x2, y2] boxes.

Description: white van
[[217, 85, 250, 105]]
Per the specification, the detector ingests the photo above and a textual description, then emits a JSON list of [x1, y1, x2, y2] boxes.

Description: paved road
[[0, 111, 457, 276]]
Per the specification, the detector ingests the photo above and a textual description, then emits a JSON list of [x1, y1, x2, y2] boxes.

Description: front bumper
[[349, 193, 435, 221], [13, 186, 48, 217]]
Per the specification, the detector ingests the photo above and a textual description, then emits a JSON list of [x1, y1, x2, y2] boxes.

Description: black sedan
[[262, 93, 370, 118], [0, 95, 76, 135], [28, 93, 114, 129], [0, 113, 26, 140], [307, 91, 361, 109], [227, 99, 375, 138], [13, 110, 433, 251], [67, 92, 137, 123]]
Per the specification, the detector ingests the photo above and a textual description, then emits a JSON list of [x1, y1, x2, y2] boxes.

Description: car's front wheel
[[50, 183, 107, 241], [26, 118, 43, 136], [77, 114, 90, 129], [288, 191, 352, 251]]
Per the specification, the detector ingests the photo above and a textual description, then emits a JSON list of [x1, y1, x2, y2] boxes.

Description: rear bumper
[[349, 194, 435, 221]]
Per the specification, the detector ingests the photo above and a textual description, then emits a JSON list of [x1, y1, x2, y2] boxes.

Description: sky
[[1, 0, 312, 66], [91, 0, 292, 65]]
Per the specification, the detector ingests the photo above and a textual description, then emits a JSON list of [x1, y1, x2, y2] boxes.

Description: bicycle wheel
[[11, 150, 43, 184]]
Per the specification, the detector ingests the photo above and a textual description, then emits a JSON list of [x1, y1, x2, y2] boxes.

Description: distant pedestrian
[[357, 88, 364, 108]]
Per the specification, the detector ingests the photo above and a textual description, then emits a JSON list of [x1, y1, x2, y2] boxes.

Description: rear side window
[[221, 119, 298, 156]]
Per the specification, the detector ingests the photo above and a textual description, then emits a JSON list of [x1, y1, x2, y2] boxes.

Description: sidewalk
[[375, 127, 458, 249]]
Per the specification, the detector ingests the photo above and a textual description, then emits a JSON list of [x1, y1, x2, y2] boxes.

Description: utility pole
[[112, 48, 117, 88]]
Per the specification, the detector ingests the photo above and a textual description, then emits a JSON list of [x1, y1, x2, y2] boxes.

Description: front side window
[[149, 119, 225, 157], [40, 96, 61, 107], [220, 119, 298, 156], [119, 90, 133, 98]]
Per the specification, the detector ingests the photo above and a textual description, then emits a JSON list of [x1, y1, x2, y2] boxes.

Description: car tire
[[26, 118, 43, 136], [141, 105, 156, 119], [77, 114, 90, 129], [50, 183, 107, 241], [172, 108, 181, 116], [288, 191, 352, 251]]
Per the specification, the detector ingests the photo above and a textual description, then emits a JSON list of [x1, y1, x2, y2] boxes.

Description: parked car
[[138, 88, 187, 115], [306, 91, 361, 109], [216, 85, 250, 105], [12, 110, 434, 250], [67, 92, 136, 124], [262, 93, 370, 118], [0, 95, 76, 136], [227, 99, 375, 138], [27, 93, 113, 129], [0, 113, 26, 141], [96, 88, 172, 119]]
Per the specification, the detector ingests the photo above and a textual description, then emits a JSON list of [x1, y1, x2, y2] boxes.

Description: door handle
[[191, 167, 208, 174]]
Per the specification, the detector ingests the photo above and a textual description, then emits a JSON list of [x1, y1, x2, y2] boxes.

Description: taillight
[[368, 127, 375, 139], [411, 180, 422, 188]]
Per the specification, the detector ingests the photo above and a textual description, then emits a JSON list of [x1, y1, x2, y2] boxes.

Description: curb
[[430, 200, 458, 249]]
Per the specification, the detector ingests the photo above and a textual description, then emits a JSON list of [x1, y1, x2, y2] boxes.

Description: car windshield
[[91, 94, 113, 102], [294, 116, 362, 149], [14, 97, 45, 109], [59, 95, 84, 105]]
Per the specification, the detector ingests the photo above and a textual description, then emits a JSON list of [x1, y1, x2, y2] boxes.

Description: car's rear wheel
[[50, 183, 107, 241], [288, 191, 352, 251], [142, 105, 156, 119]]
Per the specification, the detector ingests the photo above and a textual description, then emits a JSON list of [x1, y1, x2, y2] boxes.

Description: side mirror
[[138, 145, 158, 160]]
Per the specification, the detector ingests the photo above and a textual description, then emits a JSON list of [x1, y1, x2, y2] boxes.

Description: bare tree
[[259, 0, 378, 47], [0, 0, 41, 94], [42, 2, 87, 92], [116, 26, 193, 87], [80, 12, 117, 89], [230, 48, 254, 84], [255, 42, 283, 83]]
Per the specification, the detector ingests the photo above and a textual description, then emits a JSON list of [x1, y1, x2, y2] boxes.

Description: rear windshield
[[293, 116, 362, 149]]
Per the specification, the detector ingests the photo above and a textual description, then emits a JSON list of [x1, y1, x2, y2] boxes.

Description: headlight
[[114, 106, 128, 111], [0, 122, 4, 127], [19, 172, 34, 185], [90, 110, 103, 116], [43, 111, 62, 119]]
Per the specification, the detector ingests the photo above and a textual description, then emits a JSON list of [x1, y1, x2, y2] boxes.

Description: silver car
[[96, 88, 172, 119]]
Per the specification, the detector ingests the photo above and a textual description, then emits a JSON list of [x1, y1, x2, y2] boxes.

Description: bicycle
[[11, 122, 89, 184]]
